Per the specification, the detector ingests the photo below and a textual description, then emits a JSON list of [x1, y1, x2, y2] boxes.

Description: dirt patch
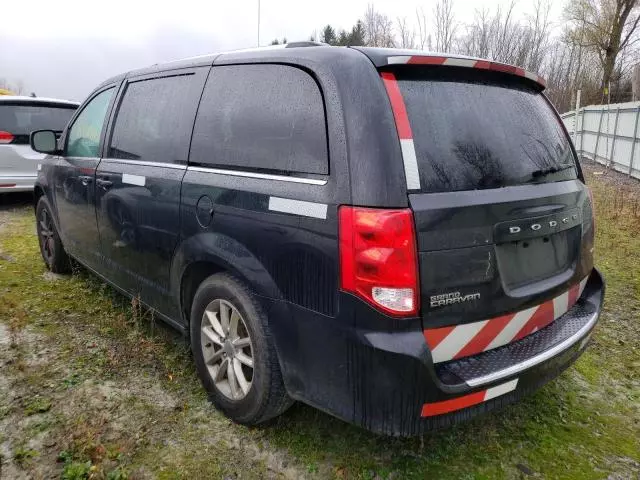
[[0, 308, 312, 479], [42, 271, 65, 282]]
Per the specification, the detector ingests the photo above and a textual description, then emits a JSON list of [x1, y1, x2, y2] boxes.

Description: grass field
[[0, 163, 638, 479]]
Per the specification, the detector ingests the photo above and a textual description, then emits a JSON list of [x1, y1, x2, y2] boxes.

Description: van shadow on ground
[[0, 192, 33, 212]]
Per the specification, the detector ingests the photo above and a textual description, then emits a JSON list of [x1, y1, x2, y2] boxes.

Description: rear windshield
[[0, 104, 77, 135], [395, 69, 577, 193]]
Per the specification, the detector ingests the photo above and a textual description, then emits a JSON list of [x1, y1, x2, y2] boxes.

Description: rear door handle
[[96, 178, 113, 190], [78, 175, 93, 186]]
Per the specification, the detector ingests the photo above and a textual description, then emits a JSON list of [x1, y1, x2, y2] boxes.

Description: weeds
[[13, 446, 38, 467], [23, 397, 52, 416], [60, 460, 92, 480], [0, 170, 638, 479]]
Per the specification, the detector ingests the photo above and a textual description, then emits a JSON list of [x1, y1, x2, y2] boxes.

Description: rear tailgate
[[381, 65, 595, 363], [0, 144, 46, 177], [0, 101, 76, 176]]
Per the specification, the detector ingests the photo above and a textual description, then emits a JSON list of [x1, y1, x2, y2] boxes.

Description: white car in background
[[0, 96, 79, 192]]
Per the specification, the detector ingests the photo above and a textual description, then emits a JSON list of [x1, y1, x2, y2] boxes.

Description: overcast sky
[[0, 0, 564, 101]]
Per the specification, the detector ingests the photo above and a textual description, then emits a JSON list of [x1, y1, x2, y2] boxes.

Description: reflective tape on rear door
[[380, 72, 421, 190]]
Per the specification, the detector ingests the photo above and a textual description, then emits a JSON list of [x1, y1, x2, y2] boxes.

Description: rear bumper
[[436, 271, 603, 391], [269, 268, 604, 436], [0, 175, 37, 193]]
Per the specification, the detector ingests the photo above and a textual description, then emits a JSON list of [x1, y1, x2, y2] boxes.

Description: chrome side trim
[[100, 158, 186, 170], [187, 166, 328, 185], [466, 309, 599, 387]]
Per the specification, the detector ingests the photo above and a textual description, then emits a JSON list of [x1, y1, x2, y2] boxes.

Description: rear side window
[[109, 74, 197, 163], [0, 104, 76, 134], [190, 64, 328, 175], [395, 69, 577, 193]]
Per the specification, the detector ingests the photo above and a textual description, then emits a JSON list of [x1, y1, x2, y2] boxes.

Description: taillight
[[0, 131, 14, 144], [339, 206, 420, 317]]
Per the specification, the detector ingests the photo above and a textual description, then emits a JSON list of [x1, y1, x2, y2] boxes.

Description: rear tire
[[35, 197, 71, 274], [190, 273, 293, 424]]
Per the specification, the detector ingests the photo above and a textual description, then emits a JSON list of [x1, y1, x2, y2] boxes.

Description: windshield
[[0, 104, 77, 135], [395, 69, 577, 193]]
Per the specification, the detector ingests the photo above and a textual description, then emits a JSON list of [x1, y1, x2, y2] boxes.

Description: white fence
[[561, 101, 640, 180]]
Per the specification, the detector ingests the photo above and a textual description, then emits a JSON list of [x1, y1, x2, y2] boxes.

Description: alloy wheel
[[38, 207, 55, 265], [200, 299, 254, 400]]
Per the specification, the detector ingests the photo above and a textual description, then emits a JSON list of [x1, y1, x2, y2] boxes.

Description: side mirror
[[30, 130, 59, 154]]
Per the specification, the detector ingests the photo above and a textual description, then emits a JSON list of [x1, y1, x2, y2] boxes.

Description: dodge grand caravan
[[30, 45, 604, 436]]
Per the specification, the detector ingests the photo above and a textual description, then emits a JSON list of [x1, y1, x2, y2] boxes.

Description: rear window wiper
[[530, 163, 575, 178]]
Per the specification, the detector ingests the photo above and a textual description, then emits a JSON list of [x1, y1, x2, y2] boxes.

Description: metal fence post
[[579, 108, 585, 154], [573, 90, 581, 147], [629, 106, 640, 176], [593, 108, 605, 164], [608, 107, 620, 169]]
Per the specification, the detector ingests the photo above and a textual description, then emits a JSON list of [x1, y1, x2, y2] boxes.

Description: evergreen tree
[[337, 30, 350, 46], [349, 20, 366, 46], [321, 25, 337, 45]]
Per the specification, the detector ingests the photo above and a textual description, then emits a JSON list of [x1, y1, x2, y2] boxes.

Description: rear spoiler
[[353, 48, 546, 90]]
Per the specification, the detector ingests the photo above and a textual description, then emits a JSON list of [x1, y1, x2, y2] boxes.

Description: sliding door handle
[[96, 178, 113, 190], [78, 175, 93, 186]]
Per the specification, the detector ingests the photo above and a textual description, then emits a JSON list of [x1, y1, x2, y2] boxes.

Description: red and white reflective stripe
[[386, 55, 546, 88], [380, 72, 421, 190], [425, 277, 589, 364], [421, 378, 518, 417]]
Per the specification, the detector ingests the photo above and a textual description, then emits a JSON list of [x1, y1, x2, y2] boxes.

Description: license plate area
[[495, 227, 580, 291]]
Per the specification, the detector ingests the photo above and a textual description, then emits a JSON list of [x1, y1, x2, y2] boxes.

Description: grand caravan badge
[[430, 291, 481, 308]]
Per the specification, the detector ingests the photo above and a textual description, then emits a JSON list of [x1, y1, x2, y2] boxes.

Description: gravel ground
[[580, 156, 640, 190]]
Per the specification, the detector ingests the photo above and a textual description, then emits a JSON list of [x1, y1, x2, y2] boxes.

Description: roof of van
[[97, 44, 546, 91], [0, 96, 80, 106]]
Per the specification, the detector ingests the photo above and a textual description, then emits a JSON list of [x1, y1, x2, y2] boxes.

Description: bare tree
[[543, 28, 604, 111], [304, 0, 639, 112], [363, 4, 395, 47], [458, 8, 492, 58], [457, 0, 552, 70], [565, 0, 640, 91], [416, 7, 429, 49], [433, 0, 457, 52], [524, 0, 553, 71], [397, 16, 416, 48]]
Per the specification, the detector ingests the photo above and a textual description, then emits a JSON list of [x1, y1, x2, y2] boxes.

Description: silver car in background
[[0, 96, 78, 192]]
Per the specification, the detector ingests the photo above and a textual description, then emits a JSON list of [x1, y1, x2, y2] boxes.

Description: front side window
[[108, 74, 196, 163], [190, 64, 328, 175], [66, 88, 114, 158]]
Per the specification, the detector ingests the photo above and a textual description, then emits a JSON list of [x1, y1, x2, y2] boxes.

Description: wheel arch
[[171, 232, 282, 326], [33, 184, 45, 204], [33, 184, 62, 233]]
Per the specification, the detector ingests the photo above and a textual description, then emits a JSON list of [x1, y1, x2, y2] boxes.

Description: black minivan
[[30, 45, 604, 436]]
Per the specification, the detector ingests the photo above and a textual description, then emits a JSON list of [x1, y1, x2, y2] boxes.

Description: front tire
[[190, 273, 293, 424], [35, 197, 71, 274]]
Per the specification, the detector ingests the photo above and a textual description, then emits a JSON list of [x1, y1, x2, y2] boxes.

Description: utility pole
[[257, 0, 261, 47]]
